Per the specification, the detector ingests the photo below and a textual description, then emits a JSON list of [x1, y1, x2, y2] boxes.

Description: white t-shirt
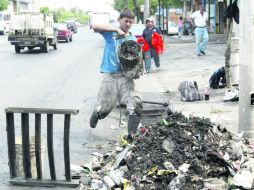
[[191, 11, 208, 27]]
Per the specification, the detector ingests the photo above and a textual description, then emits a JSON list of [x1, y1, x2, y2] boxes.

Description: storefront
[[201, 0, 227, 34]]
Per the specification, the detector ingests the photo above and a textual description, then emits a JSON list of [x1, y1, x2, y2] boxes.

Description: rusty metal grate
[[5, 107, 79, 187]]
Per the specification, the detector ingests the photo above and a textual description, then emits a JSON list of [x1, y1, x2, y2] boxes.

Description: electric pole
[[183, 0, 187, 20], [143, 0, 149, 23], [238, 0, 254, 138], [124, 0, 128, 5], [158, 0, 161, 29]]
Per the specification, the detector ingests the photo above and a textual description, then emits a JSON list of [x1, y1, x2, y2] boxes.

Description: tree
[[40, 7, 51, 14], [168, 0, 182, 7], [113, 0, 182, 20], [51, 8, 89, 24], [0, 0, 9, 11]]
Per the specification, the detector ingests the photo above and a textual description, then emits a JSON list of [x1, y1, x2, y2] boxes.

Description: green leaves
[[0, 0, 9, 11], [113, 0, 182, 21], [40, 7, 50, 14], [39, 7, 89, 24]]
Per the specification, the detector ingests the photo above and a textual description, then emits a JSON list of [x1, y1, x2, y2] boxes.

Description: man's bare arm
[[92, 24, 125, 36], [206, 21, 209, 28], [190, 18, 195, 27]]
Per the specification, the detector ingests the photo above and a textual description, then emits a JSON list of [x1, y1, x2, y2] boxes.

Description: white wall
[[238, 0, 254, 137]]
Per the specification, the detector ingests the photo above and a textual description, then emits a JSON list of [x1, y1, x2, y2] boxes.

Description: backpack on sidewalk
[[178, 81, 202, 102], [209, 67, 226, 89]]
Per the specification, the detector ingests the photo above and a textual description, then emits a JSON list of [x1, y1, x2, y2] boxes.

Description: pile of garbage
[[76, 111, 254, 190]]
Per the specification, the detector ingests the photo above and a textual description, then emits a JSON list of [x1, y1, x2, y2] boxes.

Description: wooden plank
[[5, 107, 79, 115], [35, 114, 42, 179], [21, 113, 32, 178], [47, 114, 56, 180], [64, 114, 71, 181], [142, 113, 165, 117], [9, 178, 79, 188], [6, 113, 17, 178], [142, 109, 166, 115]]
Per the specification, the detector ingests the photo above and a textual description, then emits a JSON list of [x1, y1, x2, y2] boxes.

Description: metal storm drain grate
[[5, 107, 79, 187]]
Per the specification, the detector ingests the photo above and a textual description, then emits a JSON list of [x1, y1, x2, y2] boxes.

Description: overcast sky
[[39, 0, 114, 12]]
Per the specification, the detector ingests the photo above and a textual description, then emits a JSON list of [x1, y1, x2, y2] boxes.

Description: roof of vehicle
[[54, 23, 69, 29], [129, 24, 146, 36]]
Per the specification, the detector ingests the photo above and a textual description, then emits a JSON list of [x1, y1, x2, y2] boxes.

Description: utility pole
[[162, 0, 165, 33], [143, 0, 150, 23], [133, 0, 140, 23], [225, 16, 233, 88], [238, 0, 254, 138], [158, 0, 161, 29], [183, 0, 187, 20], [16, 0, 20, 12], [124, 0, 128, 5]]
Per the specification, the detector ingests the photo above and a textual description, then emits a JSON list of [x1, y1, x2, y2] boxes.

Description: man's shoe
[[127, 115, 141, 135], [194, 81, 199, 91], [90, 110, 99, 128], [155, 67, 160, 71], [200, 50, 206, 55], [197, 53, 202, 56], [145, 69, 150, 74]]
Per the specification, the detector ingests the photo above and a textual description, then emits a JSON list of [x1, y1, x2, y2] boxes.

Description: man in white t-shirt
[[191, 5, 209, 56]]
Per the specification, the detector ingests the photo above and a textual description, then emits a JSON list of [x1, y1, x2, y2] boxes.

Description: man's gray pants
[[94, 73, 142, 133]]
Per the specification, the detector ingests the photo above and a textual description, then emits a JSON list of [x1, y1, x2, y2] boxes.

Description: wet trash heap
[[76, 111, 254, 190], [118, 40, 143, 80]]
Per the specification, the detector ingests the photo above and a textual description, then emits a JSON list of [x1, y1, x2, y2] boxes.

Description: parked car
[[129, 24, 146, 40], [54, 23, 72, 42], [65, 20, 78, 33], [167, 21, 178, 35]]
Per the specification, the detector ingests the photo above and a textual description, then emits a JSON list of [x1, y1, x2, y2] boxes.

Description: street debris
[[178, 81, 202, 102], [209, 66, 226, 89], [223, 87, 239, 102], [78, 111, 254, 189], [71, 164, 86, 179], [118, 40, 143, 79]]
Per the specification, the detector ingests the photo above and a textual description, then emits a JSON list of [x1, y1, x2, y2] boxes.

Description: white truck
[[8, 12, 57, 53], [90, 12, 110, 26]]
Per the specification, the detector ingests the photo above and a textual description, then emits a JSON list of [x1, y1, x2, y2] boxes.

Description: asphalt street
[[0, 27, 129, 188]]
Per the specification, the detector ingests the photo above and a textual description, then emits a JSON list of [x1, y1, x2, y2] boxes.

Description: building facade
[[193, 0, 227, 34], [8, 0, 40, 13]]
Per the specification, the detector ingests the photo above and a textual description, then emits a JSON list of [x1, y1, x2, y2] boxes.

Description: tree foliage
[[0, 0, 9, 11], [40, 7, 51, 14], [113, 0, 182, 21], [40, 7, 89, 24], [167, 0, 182, 7]]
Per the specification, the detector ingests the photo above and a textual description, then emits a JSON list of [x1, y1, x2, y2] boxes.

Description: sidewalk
[[164, 33, 227, 44], [136, 37, 239, 134]]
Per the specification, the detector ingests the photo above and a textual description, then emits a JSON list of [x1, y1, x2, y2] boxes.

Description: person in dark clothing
[[142, 18, 162, 73]]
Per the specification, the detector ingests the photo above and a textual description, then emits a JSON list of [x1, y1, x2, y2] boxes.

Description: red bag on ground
[[137, 37, 150, 52], [152, 32, 164, 54]]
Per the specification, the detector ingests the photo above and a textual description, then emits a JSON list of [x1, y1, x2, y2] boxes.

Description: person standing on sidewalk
[[142, 18, 162, 73], [191, 5, 209, 56], [177, 16, 184, 38], [89, 8, 142, 136]]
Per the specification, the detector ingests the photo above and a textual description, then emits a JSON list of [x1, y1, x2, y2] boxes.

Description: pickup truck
[[8, 12, 57, 53]]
